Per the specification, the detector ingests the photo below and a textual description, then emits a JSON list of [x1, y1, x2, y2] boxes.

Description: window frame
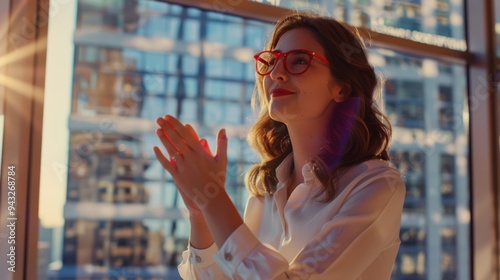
[[0, 1, 49, 280]]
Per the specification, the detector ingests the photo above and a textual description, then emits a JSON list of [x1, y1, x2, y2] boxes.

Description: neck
[[285, 119, 329, 194]]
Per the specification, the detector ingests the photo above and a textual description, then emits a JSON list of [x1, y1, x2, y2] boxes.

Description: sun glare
[[0, 72, 45, 98], [0, 0, 48, 97], [0, 37, 48, 68]]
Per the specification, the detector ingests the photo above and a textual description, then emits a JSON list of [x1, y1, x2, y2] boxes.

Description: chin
[[268, 103, 300, 122], [269, 112, 285, 123]]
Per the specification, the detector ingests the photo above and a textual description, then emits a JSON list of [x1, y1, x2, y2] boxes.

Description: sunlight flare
[[0, 0, 27, 47], [0, 37, 47, 68], [0, 73, 44, 97]]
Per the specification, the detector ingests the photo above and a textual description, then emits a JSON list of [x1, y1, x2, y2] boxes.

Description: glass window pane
[[376, 49, 469, 279], [252, 0, 466, 50], [40, 1, 269, 279]]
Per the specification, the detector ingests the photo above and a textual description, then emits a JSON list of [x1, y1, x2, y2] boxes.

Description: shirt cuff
[[187, 242, 219, 269], [214, 223, 260, 277]]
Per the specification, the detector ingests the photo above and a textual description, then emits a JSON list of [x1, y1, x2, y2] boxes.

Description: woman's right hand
[[173, 124, 213, 222], [175, 124, 216, 248], [154, 120, 217, 248]]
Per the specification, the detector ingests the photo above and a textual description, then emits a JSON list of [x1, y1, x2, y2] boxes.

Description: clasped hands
[[153, 115, 228, 218]]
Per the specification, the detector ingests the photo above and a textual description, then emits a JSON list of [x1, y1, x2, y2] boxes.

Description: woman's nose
[[269, 57, 287, 81]]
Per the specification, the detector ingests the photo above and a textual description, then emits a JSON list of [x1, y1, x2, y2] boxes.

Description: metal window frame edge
[[0, 1, 49, 280], [465, 0, 500, 279]]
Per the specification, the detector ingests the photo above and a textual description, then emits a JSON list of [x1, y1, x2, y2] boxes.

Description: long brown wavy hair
[[245, 12, 392, 202]]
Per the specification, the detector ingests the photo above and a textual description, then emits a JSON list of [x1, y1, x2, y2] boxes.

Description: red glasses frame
[[253, 49, 330, 76]]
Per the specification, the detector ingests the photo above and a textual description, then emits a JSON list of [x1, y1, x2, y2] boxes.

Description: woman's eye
[[292, 58, 308, 65], [290, 54, 310, 65]]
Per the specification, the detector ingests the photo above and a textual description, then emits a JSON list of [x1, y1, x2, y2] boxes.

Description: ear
[[332, 83, 351, 103]]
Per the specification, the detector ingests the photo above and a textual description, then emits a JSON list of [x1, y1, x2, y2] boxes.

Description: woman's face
[[263, 28, 344, 126]]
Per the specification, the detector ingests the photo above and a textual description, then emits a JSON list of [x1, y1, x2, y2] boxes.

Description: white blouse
[[178, 154, 406, 279]]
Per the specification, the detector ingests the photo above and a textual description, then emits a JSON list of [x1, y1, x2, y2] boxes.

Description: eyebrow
[[271, 49, 313, 53]]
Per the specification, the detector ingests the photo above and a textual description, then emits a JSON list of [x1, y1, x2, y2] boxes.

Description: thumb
[[215, 128, 228, 163]]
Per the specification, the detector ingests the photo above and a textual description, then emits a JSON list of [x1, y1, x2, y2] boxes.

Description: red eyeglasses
[[253, 49, 330, 76]]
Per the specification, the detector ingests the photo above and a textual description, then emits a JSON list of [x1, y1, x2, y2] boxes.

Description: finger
[[215, 128, 228, 163], [153, 146, 176, 173], [155, 127, 181, 159], [163, 116, 201, 150], [185, 124, 200, 141], [200, 138, 213, 156], [156, 117, 188, 153]]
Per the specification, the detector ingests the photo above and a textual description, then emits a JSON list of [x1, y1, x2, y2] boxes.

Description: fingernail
[[157, 118, 164, 125], [222, 129, 227, 141]]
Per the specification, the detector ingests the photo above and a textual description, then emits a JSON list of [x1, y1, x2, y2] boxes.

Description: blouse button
[[224, 252, 233, 261], [195, 256, 202, 263]]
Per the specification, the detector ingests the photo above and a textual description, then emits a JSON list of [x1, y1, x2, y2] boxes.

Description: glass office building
[[36, 1, 470, 279]]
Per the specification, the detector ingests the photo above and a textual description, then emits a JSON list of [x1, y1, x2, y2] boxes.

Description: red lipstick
[[271, 88, 294, 97]]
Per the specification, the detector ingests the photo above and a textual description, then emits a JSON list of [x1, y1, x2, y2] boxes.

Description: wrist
[[190, 218, 214, 249], [199, 191, 244, 248], [190, 215, 207, 226], [193, 182, 226, 209]]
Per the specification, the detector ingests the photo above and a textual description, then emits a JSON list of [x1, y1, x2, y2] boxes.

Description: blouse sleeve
[[177, 242, 230, 279], [213, 169, 405, 279]]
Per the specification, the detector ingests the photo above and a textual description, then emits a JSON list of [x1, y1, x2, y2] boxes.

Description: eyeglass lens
[[256, 51, 312, 75]]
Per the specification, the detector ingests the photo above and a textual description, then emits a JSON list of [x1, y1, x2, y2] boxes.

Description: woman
[[153, 12, 405, 279]]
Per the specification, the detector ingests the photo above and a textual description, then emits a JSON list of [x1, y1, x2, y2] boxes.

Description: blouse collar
[[275, 154, 318, 188]]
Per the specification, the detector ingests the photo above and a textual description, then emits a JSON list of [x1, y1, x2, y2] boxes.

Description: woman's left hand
[[153, 115, 228, 211]]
